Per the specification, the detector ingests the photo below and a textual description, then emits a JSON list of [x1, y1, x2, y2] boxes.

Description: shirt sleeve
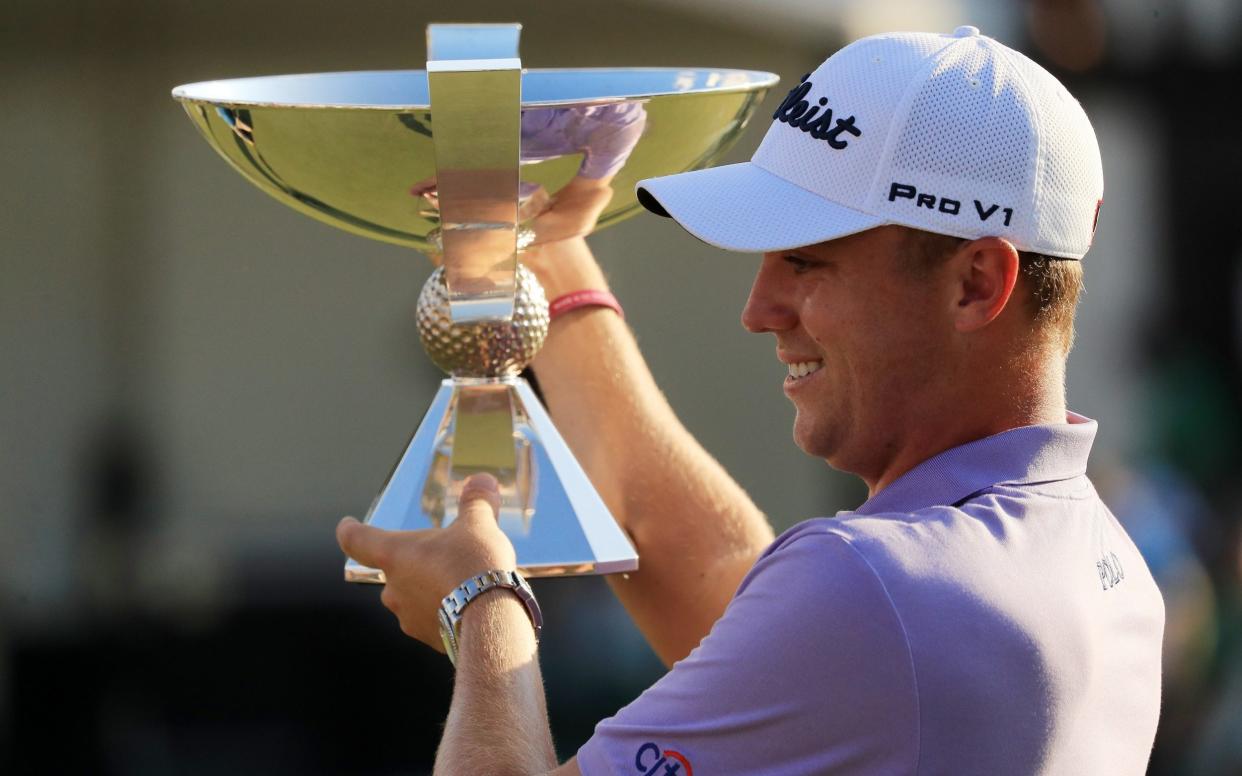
[[576, 525, 920, 776]]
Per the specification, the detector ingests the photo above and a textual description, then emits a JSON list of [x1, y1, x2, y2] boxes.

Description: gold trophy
[[171, 23, 776, 581]]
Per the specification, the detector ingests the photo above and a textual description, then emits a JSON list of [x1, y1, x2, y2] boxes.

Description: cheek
[[819, 305, 943, 393], [803, 297, 873, 362], [800, 279, 945, 368]]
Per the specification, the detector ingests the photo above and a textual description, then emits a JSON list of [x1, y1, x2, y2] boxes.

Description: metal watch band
[[438, 569, 543, 666]]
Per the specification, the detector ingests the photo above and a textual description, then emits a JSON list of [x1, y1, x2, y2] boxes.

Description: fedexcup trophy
[[172, 23, 776, 581]]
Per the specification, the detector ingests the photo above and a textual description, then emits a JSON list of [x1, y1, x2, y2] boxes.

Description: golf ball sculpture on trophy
[[172, 23, 777, 581]]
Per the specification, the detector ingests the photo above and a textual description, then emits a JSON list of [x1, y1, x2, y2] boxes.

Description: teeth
[[786, 360, 823, 379]]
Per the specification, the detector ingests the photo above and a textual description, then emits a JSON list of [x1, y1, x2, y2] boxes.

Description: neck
[[862, 353, 1067, 497]]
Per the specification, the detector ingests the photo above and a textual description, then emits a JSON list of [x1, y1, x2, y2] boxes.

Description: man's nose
[[741, 255, 797, 333]]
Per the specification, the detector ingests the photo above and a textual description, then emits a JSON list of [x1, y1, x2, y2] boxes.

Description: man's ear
[[952, 237, 1019, 333]]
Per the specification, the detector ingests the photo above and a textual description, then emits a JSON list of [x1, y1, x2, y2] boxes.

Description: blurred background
[[3, 0, 1241, 772]]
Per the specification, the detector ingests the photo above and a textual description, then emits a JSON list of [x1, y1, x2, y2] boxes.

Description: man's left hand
[[335, 473, 516, 650]]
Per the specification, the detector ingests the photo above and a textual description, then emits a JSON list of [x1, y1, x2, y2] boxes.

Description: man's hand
[[341, 475, 568, 774], [335, 473, 516, 650]]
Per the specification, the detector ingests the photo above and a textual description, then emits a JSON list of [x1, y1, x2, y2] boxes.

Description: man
[[338, 26, 1164, 775]]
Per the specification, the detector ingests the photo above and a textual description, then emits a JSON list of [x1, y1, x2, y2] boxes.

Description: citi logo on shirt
[[634, 741, 694, 775]]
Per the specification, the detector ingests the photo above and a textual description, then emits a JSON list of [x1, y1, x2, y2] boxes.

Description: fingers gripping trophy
[[172, 23, 777, 581]]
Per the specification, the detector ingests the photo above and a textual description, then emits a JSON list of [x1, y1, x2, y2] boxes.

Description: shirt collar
[[848, 412, 1098, 516]]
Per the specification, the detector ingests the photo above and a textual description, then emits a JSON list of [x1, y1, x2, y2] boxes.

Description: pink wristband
[[548, 289, 624, 321]]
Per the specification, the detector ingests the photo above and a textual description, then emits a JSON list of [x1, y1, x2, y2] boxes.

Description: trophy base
[[344, 377, 638, 581]]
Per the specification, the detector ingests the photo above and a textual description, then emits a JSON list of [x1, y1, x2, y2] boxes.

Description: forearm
[[434, 592, 557, 776], [526, 239, 775, 665]]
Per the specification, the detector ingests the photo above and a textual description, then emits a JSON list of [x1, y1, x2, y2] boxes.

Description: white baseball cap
[[637, 26, 1104, 259]]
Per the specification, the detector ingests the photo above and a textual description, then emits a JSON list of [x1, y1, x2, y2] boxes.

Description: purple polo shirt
[[577, 413, 1164, 775]]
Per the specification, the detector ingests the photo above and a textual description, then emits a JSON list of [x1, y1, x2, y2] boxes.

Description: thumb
[[336, 517, 392, 569], [455, 473, 501, 529]]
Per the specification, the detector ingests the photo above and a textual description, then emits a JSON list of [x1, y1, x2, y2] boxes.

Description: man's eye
[[783, 254, 813, 273]]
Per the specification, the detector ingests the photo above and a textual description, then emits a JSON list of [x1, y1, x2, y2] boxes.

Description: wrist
[[438, 569, 542, 666], [460, 588, 535, 635], [549, 289, 624, 321], [521, 237, 610, 299], [457, 590, 540, 670]]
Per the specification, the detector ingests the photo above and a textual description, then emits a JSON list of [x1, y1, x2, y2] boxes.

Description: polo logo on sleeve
[[635, 741, 694, 776], [771, 73, 863, 149], [1097, 551, 1124, 591]]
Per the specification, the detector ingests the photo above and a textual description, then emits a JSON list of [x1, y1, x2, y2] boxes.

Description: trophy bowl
[[172, 68, 778, 252], [173, 30, 777, 581]]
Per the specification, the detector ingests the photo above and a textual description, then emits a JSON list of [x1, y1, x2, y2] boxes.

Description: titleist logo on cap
[[771, 74, 862, 150]]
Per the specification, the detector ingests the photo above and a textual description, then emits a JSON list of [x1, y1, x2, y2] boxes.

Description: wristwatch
[[437, 569, 543, 666]]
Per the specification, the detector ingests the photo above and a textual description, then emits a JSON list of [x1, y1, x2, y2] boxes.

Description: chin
[[792, 416, 837, 462]]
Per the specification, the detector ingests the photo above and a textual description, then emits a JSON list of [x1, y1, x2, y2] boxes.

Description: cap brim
[[636, 162, 884, 253]]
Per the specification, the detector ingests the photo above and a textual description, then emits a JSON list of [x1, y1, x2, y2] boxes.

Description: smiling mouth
[[785, 360, 823, 381]]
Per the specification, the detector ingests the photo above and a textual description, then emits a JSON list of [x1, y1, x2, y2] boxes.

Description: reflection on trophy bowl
[[417, 264, 549, 378]]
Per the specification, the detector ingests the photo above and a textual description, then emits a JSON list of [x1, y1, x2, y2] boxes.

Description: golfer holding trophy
[[175, 21, 1163, 776]]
